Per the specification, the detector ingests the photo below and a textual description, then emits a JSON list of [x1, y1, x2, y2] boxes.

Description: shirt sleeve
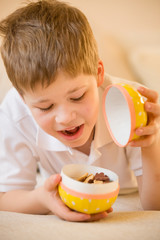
[[0, 110, 38, 192], [125, 145, 143, 176]]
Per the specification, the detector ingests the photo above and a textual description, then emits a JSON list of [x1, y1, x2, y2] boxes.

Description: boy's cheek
[[31, 112, 52, 130], [37, 118, 51, 130]]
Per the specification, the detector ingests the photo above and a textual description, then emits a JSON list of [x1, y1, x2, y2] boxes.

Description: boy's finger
[[128, 135, 154, 148], [86, 211, 108, 222], [56, 206, 108, 222], [53, 200, 91, 221], [135, 124, 157, 137], [107, 207, 113, 213], [145, 102, 160, 116], [53, 193, 109, 222], [137, 86, 159, 103], [44, 174, 61, 192]]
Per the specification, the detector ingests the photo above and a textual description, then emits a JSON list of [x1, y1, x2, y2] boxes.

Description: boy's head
[[0, 0, 99, 95]]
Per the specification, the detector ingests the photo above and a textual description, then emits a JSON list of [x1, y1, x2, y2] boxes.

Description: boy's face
[[23, 68, 103, 149]]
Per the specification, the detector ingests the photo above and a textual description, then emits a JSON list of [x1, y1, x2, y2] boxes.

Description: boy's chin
[[63, 135, 93, 151], [63, 140, 87, 149]]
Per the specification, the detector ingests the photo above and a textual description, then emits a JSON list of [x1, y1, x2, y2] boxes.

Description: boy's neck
[[74, 127, 95, 156]]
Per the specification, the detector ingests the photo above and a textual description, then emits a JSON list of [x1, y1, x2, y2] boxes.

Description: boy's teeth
[[62, 126, 80, 135], [67, 127, 76, 130]]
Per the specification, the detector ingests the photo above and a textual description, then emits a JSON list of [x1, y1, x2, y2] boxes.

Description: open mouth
[[58, 124, 84, 140], [61, 126, 80, 136]]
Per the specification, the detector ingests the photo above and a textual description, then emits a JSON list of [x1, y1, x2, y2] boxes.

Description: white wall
[[1, 0, 159, 47], [0, 0, 160, 101]]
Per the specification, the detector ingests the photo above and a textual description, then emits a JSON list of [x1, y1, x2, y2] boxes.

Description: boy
[[0, 0, 160, 222]]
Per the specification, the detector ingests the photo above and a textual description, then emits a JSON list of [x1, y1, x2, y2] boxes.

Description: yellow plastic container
[[58, 164, 119, 214]]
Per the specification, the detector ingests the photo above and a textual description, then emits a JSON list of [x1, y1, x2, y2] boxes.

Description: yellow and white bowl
[[58, 164, 119, 214], [103, 83, 148, 147]]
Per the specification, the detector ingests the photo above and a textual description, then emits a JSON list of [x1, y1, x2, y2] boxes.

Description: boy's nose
[[55, 107, 76, 124]]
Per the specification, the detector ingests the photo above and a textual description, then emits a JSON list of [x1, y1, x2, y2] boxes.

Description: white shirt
[[0, 74, 142, 193]]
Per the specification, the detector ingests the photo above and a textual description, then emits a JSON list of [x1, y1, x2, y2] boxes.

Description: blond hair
[[0, 0, 99, 95]]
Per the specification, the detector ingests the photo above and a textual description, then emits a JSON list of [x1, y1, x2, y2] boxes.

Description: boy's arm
[[0, 190, 48, 214], [137, 142, 160, 210], [0, 183, 52, 215], [0, 174, 111, 221], [129, 86, 160, 210]]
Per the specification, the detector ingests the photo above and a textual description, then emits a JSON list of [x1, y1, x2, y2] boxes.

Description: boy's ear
[[97, 60, 104, 87]]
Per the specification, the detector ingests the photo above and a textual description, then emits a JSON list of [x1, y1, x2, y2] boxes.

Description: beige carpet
[[1, 192, 160, 240]]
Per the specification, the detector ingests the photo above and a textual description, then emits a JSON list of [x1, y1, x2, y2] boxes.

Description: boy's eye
[[71, 93, 85, 101], [39, 104, 53, 112]]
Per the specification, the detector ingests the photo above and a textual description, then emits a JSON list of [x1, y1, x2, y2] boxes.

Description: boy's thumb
[[44, 174, 61, 192]]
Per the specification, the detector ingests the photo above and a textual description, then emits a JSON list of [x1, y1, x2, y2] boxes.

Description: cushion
[[129, 46, 160, 97]]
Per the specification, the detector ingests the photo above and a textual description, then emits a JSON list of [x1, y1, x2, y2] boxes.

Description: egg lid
[[103, 83, 147, 147]]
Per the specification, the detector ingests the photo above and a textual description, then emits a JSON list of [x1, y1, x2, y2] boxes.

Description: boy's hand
[[129, 86, 160, 147], [42, 174, 112, 222]]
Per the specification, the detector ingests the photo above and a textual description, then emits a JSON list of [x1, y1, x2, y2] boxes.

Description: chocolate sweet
[[77, 172, 111, 184]]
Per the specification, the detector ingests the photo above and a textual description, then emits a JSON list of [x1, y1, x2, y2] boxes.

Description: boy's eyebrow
[[32, 86, 87, 104], [32, 98, 50, 104], [67, 85, 86, 94]]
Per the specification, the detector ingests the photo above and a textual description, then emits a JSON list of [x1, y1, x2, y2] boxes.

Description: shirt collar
[[36, 127, 73, 153]]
